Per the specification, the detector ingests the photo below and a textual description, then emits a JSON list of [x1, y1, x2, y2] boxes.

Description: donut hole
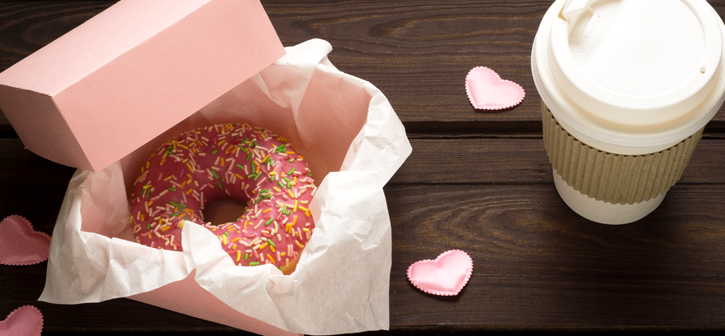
[[203, 198, 249, 226]]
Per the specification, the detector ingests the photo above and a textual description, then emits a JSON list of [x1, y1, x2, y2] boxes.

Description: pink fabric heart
[[0, 306, 44, 336], [407, 249, 473, 296], [465, 66, 525, 110], [0, 215, 51, 266]]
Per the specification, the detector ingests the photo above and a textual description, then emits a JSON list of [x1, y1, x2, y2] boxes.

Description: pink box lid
[[0, 0, 285, 172]]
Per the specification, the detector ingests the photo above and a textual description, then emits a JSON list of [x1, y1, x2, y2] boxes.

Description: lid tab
[[562, 0, 598, 23], [550, 0, 723, 128]]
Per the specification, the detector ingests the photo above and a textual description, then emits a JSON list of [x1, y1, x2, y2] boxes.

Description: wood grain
[[265, 0, 725, 125], [5, 183, 725, 332], [386, 183, 725, 331], [3, 136, 725, 333], [2, 1, 725, 334], [390, 138, 725, 185], [0, 1, 116, 130], [263, 0, 545, 124], [2, 1, 725, 132]]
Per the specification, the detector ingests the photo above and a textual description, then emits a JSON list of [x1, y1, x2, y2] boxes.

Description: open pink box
[[0, 1, 412, 335], [0, 0, 284, 173]]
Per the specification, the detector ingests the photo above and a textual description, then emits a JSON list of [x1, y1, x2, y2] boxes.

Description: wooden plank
[[2, 134, 725, 191], [0, 138, 75, 237], [390, 138, 725, 185], [2, 1, 725, 132], [0, 138, 75, 184], [0, 266, 238, 333], [0, 1, 114, 70], [0, 1, 116, 131], [263, 0, 547, 124], [386, 183, 725, 331], [0, 133, 722, 244], [0, 1, 725, 333], [267, 0, 725, 125], [2, 136, 725, 332], [5, 182, 725, 332]]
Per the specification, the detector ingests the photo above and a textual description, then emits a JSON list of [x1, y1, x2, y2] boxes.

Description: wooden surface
[[3, 0, 725, 334]]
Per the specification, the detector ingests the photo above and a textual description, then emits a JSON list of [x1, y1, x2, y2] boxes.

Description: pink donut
[[129, 123, 316, 274]]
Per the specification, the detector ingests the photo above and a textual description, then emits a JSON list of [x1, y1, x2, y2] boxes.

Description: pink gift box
[[130, 271, 298, 336], [0, 0, 410, 333], [0, 1, 300, 335], [0, 0, 284, 173]]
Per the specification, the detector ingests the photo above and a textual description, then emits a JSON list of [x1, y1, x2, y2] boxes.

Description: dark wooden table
[[4, 1, 725, 335]]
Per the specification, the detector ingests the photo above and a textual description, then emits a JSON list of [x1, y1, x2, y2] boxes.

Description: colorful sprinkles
[[129, 123, 317, 274]]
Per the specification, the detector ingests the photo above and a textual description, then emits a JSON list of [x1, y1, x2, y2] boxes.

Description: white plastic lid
[[533, 0, 725, 153]]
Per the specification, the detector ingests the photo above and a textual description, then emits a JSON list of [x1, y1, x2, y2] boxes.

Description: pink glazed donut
[[129, 123, 316, 274]]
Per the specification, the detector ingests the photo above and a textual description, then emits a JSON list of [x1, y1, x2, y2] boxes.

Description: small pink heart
[[0, 215, 51, 266], [465, 66, 525, 110], [407, 249, 473, 296], [0, 305, 44, 336]]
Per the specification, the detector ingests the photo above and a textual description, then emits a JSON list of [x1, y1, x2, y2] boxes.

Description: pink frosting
[[129, 123, 316, 273]]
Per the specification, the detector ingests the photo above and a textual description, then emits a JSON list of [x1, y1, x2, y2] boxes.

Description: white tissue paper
[[39, 39, 412, 335]]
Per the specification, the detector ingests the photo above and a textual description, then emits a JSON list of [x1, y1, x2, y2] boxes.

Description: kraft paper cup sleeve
[[542, 102, 702, 205]]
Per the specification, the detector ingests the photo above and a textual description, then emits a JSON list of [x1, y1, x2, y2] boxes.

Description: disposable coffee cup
[[531, 0, 725, 224]]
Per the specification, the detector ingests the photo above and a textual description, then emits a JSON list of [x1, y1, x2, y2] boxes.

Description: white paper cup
[[532, 0, 725, 224]]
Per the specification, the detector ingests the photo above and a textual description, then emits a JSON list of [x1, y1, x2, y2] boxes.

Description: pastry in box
[[0, 1, 411, 334]]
